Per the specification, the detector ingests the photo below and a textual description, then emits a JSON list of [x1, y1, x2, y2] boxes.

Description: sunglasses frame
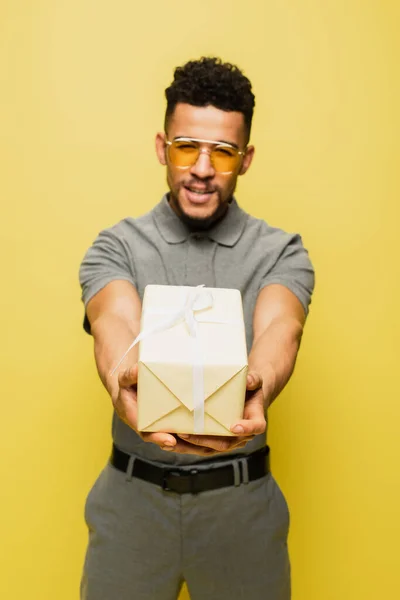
[[165, 136, 246, 174]]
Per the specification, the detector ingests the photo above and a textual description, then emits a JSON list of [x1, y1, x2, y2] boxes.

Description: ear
[[155, 132, 167, 166], [239, 145, 255, 176]]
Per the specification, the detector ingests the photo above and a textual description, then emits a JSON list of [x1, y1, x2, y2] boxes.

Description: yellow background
[[1, 1, 399, 598]]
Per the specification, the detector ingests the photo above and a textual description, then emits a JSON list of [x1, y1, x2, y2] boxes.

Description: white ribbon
[[110, 285, 236, 433]]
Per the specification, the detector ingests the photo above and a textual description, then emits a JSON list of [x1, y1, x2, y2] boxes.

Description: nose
[[190, 149, 215, 179]]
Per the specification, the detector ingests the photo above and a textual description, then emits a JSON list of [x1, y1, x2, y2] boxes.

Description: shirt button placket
[[185, 234, 215, 287]]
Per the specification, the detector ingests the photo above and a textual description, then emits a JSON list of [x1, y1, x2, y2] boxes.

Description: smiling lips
[[185, 186, 214, 194], [183, 185, 216, 204]]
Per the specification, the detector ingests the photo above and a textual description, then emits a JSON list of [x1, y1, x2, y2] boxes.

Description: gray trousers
[[80, 453, 291, 600]]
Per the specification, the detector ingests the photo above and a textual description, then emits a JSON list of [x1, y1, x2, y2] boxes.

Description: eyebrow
[[173, 136, 240, 150]]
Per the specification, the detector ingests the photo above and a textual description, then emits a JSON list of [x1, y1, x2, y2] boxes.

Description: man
[[79, 57, 315, 600]]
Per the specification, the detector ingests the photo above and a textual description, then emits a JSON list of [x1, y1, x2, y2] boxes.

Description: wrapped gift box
[[136, 284, 248, 436]]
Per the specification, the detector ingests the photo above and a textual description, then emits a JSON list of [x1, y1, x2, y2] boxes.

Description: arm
[[248, 283, 306, 410], [85, 280, 181, 450], [79, 228, 195, 450], [159, 283, 307, 449], [86, 279, 142, 402], [181, 233, 314, 444], [229, 283, 307, 436]]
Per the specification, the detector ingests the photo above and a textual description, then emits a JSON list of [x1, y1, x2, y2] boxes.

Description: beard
[[167, 181, 233, 231]]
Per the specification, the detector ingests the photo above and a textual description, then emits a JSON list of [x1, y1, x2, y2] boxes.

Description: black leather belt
[[110, 443, 270, 494]]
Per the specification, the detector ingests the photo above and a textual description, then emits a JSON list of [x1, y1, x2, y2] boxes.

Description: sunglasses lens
[[212, 146, 240, 173], [169, 141, 199, 167], [168, 140, 241, 173]]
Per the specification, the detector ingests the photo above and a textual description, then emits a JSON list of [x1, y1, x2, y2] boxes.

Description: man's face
[[156, 103, 254, 227]]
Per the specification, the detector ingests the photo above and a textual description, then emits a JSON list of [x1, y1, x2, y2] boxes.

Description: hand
[[116, 365, 248, 456], [230, 371, 267, 436], [114, 364, 179, 452], [115, 366, 266, 456], [173, 371, 267, 456]]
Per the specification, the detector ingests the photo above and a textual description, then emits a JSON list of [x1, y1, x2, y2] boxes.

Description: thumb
[[118, 364, 138, 389], [246, 371, 263, 391]]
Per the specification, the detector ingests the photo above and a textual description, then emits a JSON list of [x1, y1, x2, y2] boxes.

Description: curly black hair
[[164, 57, 255, 139]]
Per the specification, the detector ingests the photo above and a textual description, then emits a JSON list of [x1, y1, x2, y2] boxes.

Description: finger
[[176, 435, 253, 454], [118, 364, 138, 389], [243, 394, 265, 420], [230, 417, 266, 436], [230, 402, 266, 436], [177, 434, 251, 453], [226, 436, 255, 450], [178, 434, 232, 452], [246, 371, 263, 391], [171, 439, 219, 456], [140, 431, 178, 449], [180, 435, 254, 452], [231, 418, 266, 436], [114, 388, 139, 429], [236, 440, 249, 449]]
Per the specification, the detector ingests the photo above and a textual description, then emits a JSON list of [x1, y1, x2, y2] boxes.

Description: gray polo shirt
[[79, 194, 315, 465]]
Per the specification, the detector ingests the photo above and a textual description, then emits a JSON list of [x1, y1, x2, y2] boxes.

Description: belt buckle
[[162, 468, 199, 494], [162, 469, 180, 492]]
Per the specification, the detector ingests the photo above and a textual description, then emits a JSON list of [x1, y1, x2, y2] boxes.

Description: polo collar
[[152, 194, 248, 247]]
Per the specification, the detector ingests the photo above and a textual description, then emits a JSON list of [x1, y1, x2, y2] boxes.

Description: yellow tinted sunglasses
[[165, 137, 245, 174]]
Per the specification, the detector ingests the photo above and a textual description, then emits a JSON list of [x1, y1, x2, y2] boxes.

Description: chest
[[131, 237, 266, 351]]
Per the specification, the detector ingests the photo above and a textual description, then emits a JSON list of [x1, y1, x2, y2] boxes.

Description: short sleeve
[[79, 225, 136, 335], [258, 233, 315, 316]]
